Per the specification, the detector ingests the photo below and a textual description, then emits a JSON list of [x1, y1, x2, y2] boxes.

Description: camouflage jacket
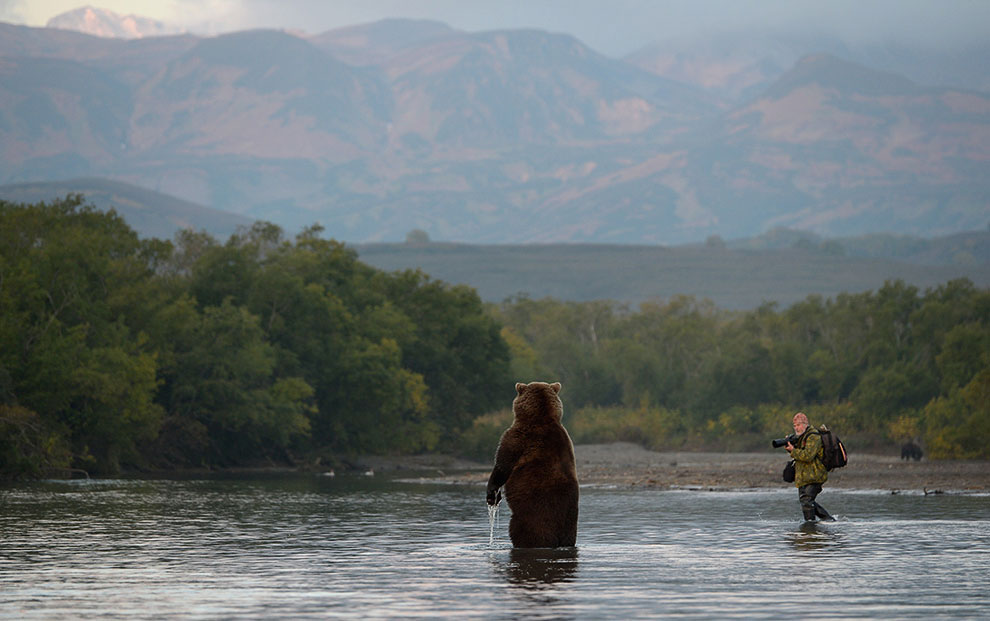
[[791, 428, 828, 488]]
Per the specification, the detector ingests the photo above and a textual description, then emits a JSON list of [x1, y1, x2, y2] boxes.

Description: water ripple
[[2, 477, 989, 619]]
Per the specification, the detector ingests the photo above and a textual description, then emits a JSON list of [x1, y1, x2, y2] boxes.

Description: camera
[[771, 433, 800, 448]]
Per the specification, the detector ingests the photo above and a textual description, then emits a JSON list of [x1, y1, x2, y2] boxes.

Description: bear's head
[[512, 381, 563, 425]]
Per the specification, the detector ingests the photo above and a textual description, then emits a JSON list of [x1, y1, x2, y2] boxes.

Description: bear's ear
[[515, 382, 526, 395], [550, 382, 561, 393]]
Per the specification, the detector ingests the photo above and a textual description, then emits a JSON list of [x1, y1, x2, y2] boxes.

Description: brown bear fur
[[486, 381, 579, 548]]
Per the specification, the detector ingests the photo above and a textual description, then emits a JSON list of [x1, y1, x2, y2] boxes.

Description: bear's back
[[491, 381, 579, 547], [504, 421, 576, 492]]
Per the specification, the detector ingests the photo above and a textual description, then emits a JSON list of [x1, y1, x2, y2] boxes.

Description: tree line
[[462, 282, 989, 460], [1, 197, 509, 477], [2, 197, 988, 478]]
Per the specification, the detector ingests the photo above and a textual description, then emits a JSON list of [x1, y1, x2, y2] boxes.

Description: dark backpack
[[817, 425, 848, 470]]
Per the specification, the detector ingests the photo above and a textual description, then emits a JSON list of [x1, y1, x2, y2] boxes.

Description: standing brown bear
[[486, 381, 579, 548]]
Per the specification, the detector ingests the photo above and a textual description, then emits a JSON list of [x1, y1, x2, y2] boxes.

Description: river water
[[2, 473, 988, 619]]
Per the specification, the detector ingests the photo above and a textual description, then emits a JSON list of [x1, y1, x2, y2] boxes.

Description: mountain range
[[1, 8, 988, 244], [45, 5, 183, 39]]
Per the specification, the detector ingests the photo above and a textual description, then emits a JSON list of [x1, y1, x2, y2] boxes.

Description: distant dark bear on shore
[[486, 382, 579, 548], [901, 442, 923, 461]]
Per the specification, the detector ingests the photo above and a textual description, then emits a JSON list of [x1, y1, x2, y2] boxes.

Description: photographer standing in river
[[786, 412, 835, 522]]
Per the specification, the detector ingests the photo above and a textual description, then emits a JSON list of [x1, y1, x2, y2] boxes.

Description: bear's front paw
[[486, 489, 502, 506]]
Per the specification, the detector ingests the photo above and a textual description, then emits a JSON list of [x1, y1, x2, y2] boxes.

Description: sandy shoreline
[[357, 442, 990, 493]]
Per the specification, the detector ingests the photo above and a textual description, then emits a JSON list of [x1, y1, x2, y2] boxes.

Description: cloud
[[0, 0, 31, 23]]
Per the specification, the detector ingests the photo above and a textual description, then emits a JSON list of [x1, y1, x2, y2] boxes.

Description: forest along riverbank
[[360, 442, 990, 493]]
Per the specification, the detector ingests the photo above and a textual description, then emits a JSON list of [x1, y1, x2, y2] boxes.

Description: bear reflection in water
[[503, 547, 580, 586]]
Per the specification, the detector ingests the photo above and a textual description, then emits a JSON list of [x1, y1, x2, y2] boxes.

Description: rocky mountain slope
[[46, 5, 183, 39], [1, 17, 987, 244]]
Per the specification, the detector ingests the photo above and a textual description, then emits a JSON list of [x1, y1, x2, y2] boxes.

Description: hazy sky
[[3, 0, 989, 57]]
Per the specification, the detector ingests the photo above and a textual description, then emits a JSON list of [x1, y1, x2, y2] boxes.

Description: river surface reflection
[[2, 473, 988, 619]]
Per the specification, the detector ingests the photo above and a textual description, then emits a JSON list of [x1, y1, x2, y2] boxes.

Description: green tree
[[925, 369, 990, 459], [494, 297, 622, 409], [382, 270, 512, 438], [0, 405, 72, 479], [0, 197, 164, 473], [155, 297, 312, 465], [609, 296, 721, 410], [936, 323, 990, 392]]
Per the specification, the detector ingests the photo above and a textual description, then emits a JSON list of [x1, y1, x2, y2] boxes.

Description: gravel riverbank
[[358, 442, 990, 493]]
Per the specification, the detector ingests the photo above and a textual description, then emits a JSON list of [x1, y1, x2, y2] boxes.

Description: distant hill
[[355, 238, 990, 310], [0, 178, 253, 239], [0, 18, 988, 244], [624, 32, 990, 101], [307, 18, 457, 66], [728, 227, 990, 266]]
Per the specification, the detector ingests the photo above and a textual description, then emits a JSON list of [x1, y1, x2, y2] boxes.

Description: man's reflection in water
[[787, 521, 842, 551]]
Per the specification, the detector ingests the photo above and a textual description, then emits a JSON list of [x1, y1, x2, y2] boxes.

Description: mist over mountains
[[2, 8, 988, 244]]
